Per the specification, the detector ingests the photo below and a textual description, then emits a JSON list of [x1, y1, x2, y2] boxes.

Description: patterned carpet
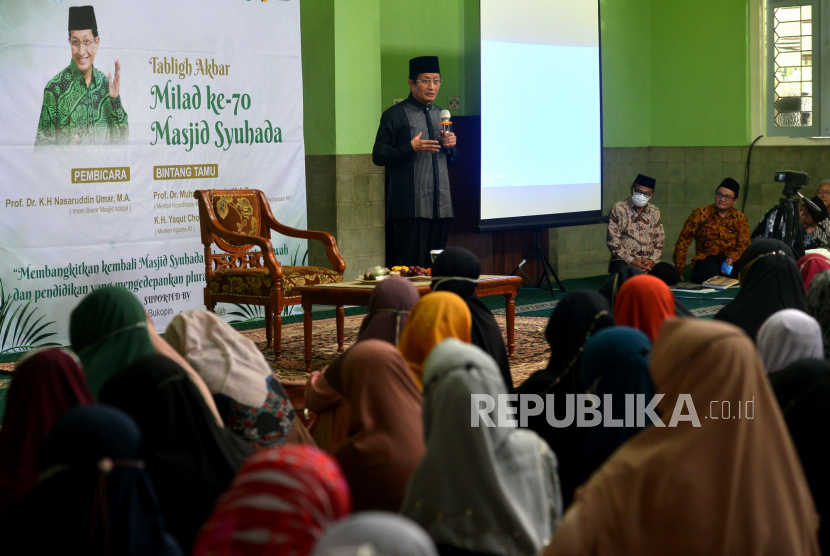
[[241, 314, 551, 387]]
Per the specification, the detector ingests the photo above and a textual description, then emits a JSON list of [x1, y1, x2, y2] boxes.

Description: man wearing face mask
[[607, 175, 677, 282]]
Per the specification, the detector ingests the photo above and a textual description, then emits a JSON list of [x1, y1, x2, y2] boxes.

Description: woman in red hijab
[[0, 348, 95, 520], [193, 445, 351, 556], [614, 274, 676, 343], [799, 252, 830, 292]]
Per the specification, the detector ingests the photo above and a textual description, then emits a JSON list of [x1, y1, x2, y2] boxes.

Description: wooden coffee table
[[296, 275, 522, 372]]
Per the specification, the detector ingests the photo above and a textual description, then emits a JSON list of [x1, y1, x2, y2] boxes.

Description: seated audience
[[100, 355, 254, 553], [0, 405, 182, 556], [305, 276, 419, 452], [799, 252, 830, 291], [673, 177, 750, 283], [0, 348, 94, 520], [70, 286, 223, 424], [752, 194, 829, 254], [431, 247, 513, 391], [770, 358, 830, 554], [614, 274, 676, 343], [402, 339, 563, 556], [806, 270, 830, 357], [516, 290, 614, 508], [312, 511, 438, 556], [165, 309, 296, 448], [398, 291, 472, 389], [578, 327, 654, 480], [333, 340, 425, 512], [546, 319, 820, 555], [757, 309, 824, 374], [193, 445, 351, 556], [715, 240, 806, 340], [598, 264, 693, 316], [607, 174, 680, 284]]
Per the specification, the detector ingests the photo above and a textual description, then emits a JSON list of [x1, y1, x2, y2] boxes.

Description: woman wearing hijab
[[546, 319, 820, 556], [402, 339, 563, 556], [799, 252, 830, 291], [99, 354, 254, 553], [757, 309, 824, 374], [70, 286, 156, 395], [398, 291, 472, 389], [769, 358, 830, 553], [516, 290, 614, 508], [0, 405, 182, 556], [806, 270, 830, 357], [305, 276, 420, 452], [733, 237, 796, 273], [578, 327, 654, 481], [614, 274, 676, 344], [715, 242, 806, 341], [599, 264, 693, 317], [312, 512, 439, 556], [165, 309, 295, 448], [193, 445, 352, 556], [333, 340, 425, 512], [431, 247, 513, 391], [70, 286, 222, 423], [0, 348, 95, 520]]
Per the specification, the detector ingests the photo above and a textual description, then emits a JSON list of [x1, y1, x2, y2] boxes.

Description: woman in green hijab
[[70, 286, 155, 396], [70, 286, 223, 424]]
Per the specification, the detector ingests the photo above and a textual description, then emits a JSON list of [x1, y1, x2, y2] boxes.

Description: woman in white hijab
[[165, 309, 298, 447], [757, 309, 824, 374], [312, 512, 438, 556], [401, 339, 562, 556]]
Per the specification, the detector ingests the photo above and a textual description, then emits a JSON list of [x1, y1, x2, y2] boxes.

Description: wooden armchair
[[194, 189, 345, 359]]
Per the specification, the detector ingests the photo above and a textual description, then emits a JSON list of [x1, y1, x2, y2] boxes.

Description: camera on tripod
[[775, 170, 810, 193]]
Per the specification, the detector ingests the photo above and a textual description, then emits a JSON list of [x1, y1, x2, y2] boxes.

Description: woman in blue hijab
[[578, 326, 655, 482]]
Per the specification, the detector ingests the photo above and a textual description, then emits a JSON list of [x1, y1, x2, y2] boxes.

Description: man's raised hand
[[411, 132, 441, 153], [108, 59, 121, 98]]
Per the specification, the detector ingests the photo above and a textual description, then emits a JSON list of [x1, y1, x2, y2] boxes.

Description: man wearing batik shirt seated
[[606, 174, 679, 284], [673, 178, 751, 283]]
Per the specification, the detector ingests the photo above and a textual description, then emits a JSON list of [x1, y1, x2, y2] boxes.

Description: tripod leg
[[539, 247, 567, 292]]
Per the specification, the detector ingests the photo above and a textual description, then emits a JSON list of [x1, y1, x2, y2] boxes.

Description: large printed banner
[[0, 0, 307, 351]]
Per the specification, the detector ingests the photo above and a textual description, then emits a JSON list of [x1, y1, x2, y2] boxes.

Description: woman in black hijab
[[598, 264, 693, 317], [714, 239, 805, 340], [769, 358, 830, 553], [516, 290, 615, 507], [0, 405, 182, 556], [431, 247, 513, 391], [99, 355, 254, 553]]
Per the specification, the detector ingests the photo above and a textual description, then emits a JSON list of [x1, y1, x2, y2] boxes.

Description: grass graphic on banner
[[228, 245, 309, 322], [0, 277, 60, 354]]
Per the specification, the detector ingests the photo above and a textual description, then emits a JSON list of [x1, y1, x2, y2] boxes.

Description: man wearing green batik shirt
[[35, 5, 128, 149]]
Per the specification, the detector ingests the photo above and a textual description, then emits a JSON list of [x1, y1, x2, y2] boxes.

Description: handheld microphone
[[439, 109, 452, 138]]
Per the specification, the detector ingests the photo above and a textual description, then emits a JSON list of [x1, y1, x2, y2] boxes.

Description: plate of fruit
[[397, 266, 431, 281]]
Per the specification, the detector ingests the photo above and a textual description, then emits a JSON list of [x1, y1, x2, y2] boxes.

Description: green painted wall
[[335, 0, 382, 154], [301, 0, 754, 153], [599, 0, 651, 147], [379, 0, 464, 114], [650, 0, 750, 146], [300, 0, 336, 154]]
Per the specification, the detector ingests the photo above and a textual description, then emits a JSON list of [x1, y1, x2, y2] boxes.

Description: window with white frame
[[766, 1, 823, 136]]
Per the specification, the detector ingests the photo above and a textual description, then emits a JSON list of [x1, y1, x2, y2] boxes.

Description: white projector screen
[[479, 0, 602, 231]]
